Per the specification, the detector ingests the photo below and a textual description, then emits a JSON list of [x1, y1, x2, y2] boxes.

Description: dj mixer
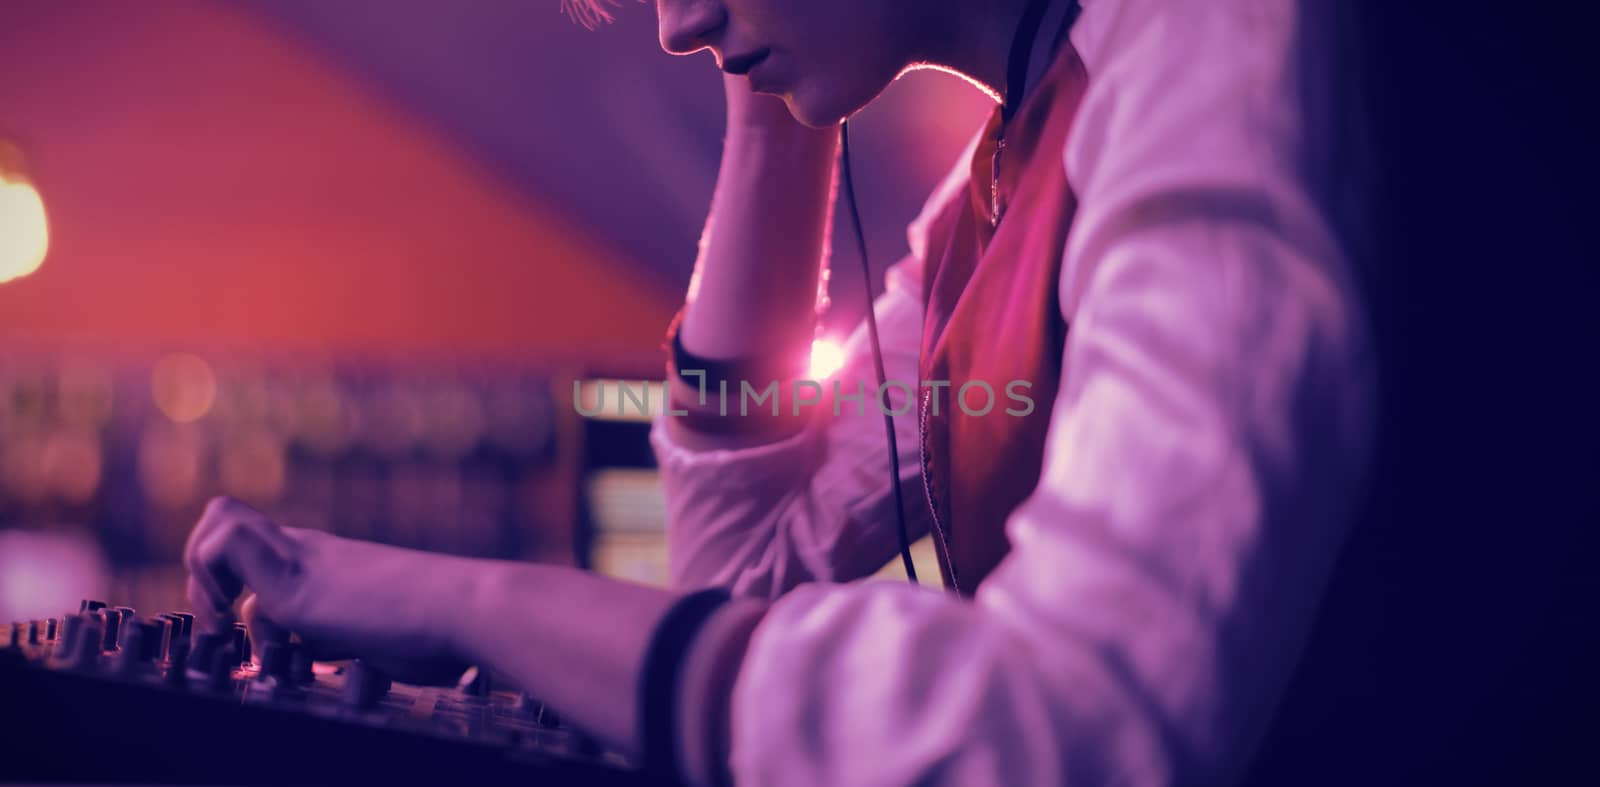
[[1, 600, 648, 785]]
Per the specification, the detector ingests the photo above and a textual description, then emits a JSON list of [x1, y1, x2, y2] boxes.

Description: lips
[[720, 48, 769, 76]]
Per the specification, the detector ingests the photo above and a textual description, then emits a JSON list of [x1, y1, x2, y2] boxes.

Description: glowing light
[[1, 433, 50, 504], [137, 422, 205, 508], [43, 430, 104, 504], [0, 178, 49, 285], [151, 353, 218, 423], [55, 362, 117, 428], [219, 428, 287, 504], [0, 529, 110, 622], [420, 384, 486, 460], [363, 386, 425, 457], [809, 338, 846, 380], [294, 378, 350, 456]]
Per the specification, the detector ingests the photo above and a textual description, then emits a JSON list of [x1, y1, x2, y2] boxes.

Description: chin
[[782, 98, 840, 129], [783, 78, 881, 129]]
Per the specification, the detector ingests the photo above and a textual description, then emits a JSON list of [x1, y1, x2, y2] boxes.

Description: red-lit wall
[[0, 0, 677, 360]]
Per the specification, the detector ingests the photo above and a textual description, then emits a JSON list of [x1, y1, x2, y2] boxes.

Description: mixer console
[[2, 600, 646, 785]]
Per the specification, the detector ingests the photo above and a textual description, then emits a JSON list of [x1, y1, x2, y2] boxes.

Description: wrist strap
[[639, 587, 733, 784], [662, 308, 819, 436], [663, 307, 809, 392]]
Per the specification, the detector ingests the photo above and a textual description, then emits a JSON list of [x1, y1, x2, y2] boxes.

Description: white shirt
[[648, 0, 1376, 783]]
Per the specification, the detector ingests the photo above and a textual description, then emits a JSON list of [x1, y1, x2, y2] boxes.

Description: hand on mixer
[[183, 495, 469, 685]]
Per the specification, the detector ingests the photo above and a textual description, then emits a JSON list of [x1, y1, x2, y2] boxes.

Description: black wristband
[[639, 587, 733, 784], [663, 308, 808, 393]]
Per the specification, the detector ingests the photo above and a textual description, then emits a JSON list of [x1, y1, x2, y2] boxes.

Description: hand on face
[[722, 72, 832, 137]]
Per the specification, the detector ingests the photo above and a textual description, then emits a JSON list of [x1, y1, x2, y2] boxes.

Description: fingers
[[239, 593, 289, 653], [241, 593, 372, 671], [183, 499, 237, 623], [186, 575, 232, 633], [188, 525, 242, 617], [184, 496, 305, 633]]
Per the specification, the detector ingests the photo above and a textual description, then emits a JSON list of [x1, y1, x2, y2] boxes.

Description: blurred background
[[0, 0, 982, 621]]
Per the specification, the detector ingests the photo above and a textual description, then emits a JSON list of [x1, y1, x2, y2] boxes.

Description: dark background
[[1248, 2, 1597, 784]]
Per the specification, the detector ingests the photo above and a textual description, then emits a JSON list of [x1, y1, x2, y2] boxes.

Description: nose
[[656, 0, 726, 56]]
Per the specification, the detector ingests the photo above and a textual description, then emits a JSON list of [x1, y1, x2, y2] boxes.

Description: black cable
[[838, 120, 918, 584], [835, 1, 1080, 587], [1003, 0, 1054, 125]]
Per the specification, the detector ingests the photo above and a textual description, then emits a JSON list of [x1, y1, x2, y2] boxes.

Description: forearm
[[246, 524, 739, 764], [680, 77, 838, 358], [449, 560, 773, 786], [668, 77, 840, 450], [449, 561, 679, 754]]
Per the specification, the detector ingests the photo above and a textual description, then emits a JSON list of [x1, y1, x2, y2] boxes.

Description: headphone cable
[[838, 119, 918, 584]]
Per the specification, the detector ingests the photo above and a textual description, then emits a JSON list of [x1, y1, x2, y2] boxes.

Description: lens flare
[[809, 338, 846, 380], [151, 353, 218, 423]]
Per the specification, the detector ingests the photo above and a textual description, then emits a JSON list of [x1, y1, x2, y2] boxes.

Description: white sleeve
[[724, 1, 1377, 784], [648, 131, 982, 597]]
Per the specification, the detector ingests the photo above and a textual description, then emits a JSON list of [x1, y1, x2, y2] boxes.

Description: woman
[[185, 0, 1374, 784]]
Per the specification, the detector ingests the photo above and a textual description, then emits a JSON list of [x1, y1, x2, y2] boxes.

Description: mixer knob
[[113, 622, 149, 674], [5, 623, 17, 649], [169, 612, 195, 641], [138, 620, 165, 662], [207, 644, 238, 692], [114, 608, 138, 649], [168, 632, 190, 662], [45, 618, 58, 641], [165, 637, 190, 687], [341, 660, 390, 709], [511, 691, 538, 718], [98, 610, 121, 651], [63, 615, 103, 669], [74, 625, 103, 668], [113, 619, 167, 674], [140, 617, 161, 662], [80, 599, 107, 613], [154, 615, 179, 659], [188, 632, 223, 676], [256, 641, 290, 682], [231, 623, 251, 666], [26, 620, 41, 645], [57, 615, 84, 653], [290, 645, 315, 685], [536, 705, 561, 729]]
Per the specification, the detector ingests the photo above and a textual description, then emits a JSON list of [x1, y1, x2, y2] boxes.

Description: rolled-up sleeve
[[647, 132, 982, 597], [716, 1, 1378, 784]]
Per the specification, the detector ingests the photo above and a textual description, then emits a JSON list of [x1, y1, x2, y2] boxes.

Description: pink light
[[0, 178, 48, 285], [809, 338, 846, 380], [0, 530, 110, 623]]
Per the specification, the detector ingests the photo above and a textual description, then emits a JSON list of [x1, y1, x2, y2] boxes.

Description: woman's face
[[655, 0, 920, 127]]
